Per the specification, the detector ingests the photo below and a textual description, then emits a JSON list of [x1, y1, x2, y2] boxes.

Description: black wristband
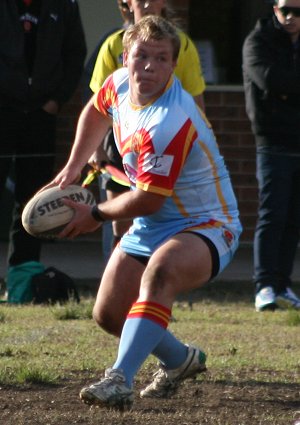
[[91, 205, 106, 222]]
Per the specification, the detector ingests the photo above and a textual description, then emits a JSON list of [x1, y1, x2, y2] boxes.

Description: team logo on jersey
[[142, 153, 174, 176], [130, 132, 143, 153], [222, 228, 234, 247]]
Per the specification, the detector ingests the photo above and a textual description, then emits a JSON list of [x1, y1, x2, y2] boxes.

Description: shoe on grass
[[140, 345, 206, 399], [79, 368, 134, 410], [276, 287, 300, 310], [255, 286, 277, 312]]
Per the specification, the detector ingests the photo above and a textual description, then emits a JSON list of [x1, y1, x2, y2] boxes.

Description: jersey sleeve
[[175, 32, 206, 97], [93, 74, 116, 118]]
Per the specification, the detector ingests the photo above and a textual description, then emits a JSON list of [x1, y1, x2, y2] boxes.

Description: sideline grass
[[0, 298, 299, 386]]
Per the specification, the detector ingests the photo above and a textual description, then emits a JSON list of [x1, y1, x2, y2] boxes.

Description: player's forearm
[[68, 98, 111, 170], [94, 189, 165, 221]]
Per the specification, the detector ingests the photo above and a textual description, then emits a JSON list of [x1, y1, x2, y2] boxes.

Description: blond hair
[[123, 15, 180, 60]]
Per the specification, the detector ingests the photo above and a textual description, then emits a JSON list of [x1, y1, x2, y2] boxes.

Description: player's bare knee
[[92, 307, 121, 336], [141, 262, 176, 297]]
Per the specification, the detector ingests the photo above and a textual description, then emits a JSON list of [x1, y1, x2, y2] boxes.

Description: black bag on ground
[[31, 267, 80, 304]]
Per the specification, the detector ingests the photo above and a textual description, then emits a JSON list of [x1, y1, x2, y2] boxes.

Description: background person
[[0, 0, 86, 297], [82, 0, 133, 104], [88, 0, 206, 255], [243, 0, 300, 311], [82, 0, 133, 263], [48, 15, 241, 409]]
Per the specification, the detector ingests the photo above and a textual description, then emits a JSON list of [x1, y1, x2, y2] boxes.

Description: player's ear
[[123, 51, 129, 67], [127, 0, 133, 12]]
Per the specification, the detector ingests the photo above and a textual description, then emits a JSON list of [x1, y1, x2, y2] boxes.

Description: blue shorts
[[120, 217, 241, 278]]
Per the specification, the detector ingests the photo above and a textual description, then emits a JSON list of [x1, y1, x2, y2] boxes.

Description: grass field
[[0, 282, 299, 425]]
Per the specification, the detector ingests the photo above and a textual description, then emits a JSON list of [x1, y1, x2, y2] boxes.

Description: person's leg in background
[[276, 158, 300, 288], [254, 148, 298, 310], [8, 108, 56, 266], [0, 160, 12, 206], [275, 156, 300, 309], [0, 106, 23, 265], [0, 107, 19, 296], [0, 106, 18, 205]]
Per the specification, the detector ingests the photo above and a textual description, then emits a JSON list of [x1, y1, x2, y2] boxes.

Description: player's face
[[124, 37, 176, 106], [127, 0, 166, 22], [274, 0, 300, 40]]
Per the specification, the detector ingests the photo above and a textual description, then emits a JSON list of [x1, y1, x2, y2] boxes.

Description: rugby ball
[[22, 185, 96, 239]]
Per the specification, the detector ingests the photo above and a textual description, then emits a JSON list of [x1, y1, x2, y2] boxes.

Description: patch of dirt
[[0, 373, 299, 425]]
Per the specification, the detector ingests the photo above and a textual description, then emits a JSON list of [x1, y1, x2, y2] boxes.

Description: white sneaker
[[79, 368, 134, 410], [140, 345, 206, 399], [276, 287, 300, 310], [255, 286, 277, 311]]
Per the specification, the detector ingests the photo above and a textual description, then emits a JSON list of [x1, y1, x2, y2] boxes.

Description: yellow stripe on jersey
[[136, 181, 172, 197], [199, 140, 232, 223], [180, 123, 198, 171], [172, 190, 189, 217]]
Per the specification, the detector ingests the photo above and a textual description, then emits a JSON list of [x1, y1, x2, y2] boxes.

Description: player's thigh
[[140, 233, 212, 303], [93, 247, 144, 323]]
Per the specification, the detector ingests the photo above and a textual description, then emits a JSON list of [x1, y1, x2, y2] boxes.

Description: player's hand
[[88, 152, 100, 171], [37, 165, 82, 194], [58, 199, 102, 239], [52, 165, 82, 189], [88, 144, 109, 171]]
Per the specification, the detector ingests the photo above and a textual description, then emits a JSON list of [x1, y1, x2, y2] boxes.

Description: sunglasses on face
[[279, 6, 300, 17]]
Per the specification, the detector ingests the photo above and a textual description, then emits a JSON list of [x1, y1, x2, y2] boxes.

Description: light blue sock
[[112, 300, 171, 387], [113, 317, 166, 387], [152, 331, 188, 369]]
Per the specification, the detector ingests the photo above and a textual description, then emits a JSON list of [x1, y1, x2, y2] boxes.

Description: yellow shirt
[[90, 28, 206, 97]]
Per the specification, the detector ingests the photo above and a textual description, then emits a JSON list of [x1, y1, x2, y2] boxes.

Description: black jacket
[[0, 0, 87, 112], [242, 16, 300, 149]]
